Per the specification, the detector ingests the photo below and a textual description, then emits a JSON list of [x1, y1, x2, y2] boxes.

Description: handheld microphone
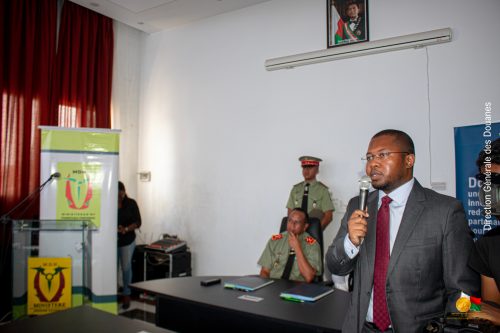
[[359, 175, 371, 211], [357, 176, 372, 246]]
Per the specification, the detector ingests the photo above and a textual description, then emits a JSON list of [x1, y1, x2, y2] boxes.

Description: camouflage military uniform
[[258, 231, 321, 282]]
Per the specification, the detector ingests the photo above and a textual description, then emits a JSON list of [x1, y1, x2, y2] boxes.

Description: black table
[[0, 305, 172, 333], [131, 276, 350, 333]]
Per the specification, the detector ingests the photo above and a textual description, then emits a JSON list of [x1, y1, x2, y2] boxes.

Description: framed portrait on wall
[[327, 0, 369, 48]]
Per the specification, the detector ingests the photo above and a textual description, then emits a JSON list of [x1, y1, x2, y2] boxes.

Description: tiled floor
[[118, 296, 156, 325]]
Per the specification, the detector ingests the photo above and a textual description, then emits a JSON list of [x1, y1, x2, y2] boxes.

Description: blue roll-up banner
[[454, 120, 500, 238]]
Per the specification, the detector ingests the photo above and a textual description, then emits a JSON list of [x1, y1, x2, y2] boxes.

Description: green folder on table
[[224, 276, 274, 292], [280, 283, 334, 302]]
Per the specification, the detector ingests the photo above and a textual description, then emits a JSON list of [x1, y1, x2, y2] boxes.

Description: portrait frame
[[327, 0, 369, 48]]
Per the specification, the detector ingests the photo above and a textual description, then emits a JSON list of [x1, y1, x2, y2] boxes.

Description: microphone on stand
[[0, 172, 61, 223], [50, 172, 61, 179]]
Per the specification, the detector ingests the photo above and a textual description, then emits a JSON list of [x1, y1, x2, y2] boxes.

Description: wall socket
[[138, 171, 151, 182]]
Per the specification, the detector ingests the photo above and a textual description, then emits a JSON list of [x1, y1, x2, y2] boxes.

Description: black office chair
[[280, 216, 324, 281]]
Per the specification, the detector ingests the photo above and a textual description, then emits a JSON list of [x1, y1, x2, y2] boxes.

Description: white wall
[[111, 21, 144, 199], [117, 0, 500, 276]]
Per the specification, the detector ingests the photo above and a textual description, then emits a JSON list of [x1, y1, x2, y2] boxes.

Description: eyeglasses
[[362, 152, 409, 162]]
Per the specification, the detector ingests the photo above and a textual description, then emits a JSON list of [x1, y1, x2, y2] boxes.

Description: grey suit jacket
[[326, 180, 479, 333]]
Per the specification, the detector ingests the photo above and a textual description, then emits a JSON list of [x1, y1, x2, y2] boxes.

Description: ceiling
[[69, 0, 271, 34]]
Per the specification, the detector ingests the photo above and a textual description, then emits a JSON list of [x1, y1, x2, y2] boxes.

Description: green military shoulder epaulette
[[293, 181, 304, 187], [318, 181, 329, 188]]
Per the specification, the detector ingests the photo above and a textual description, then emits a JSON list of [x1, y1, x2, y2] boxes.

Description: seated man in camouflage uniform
[[258, 208, 322, 283]]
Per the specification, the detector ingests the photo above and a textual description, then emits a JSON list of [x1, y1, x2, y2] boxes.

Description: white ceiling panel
[[70, 0, 271, 34]]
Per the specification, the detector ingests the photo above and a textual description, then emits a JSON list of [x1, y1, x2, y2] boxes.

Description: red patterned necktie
[[373, 195, 392, 331]]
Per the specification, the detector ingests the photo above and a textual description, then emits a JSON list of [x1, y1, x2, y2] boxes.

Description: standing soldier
[[286, 156, 334, 230]]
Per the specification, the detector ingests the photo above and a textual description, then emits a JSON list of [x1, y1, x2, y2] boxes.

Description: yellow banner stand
[[27, 257, 72, 316], [38, 126, 120, 315]]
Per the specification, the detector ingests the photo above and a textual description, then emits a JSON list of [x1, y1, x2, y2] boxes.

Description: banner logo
[[32, 266, 68, 302], [56, 162, 102, 227], [65, 173, 93, 209], [27, 257, 72, 315]]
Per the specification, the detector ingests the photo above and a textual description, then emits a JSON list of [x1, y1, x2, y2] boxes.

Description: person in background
[[118, 181, 141, 309], [258, 208, 321, 283], [467, 137, 500, 325], [286, 156, 334, 230], [326, 129, 479, 333]]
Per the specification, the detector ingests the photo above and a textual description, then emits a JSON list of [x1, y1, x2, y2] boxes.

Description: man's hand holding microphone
[[348, 176, 371, 247]]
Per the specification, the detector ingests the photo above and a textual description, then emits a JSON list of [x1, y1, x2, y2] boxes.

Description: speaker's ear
[[405, 153, 415, 168]]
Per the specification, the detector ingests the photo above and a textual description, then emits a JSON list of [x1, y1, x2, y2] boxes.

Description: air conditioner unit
[[265, 28, 452, 71]]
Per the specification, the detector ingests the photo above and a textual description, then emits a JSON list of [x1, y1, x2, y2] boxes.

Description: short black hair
[[372, 129, 415, 155], [346, 1, 360, 9], [290, 207, 309, 223], [118, 181, 125, 192], [476, 138, 500, 173]]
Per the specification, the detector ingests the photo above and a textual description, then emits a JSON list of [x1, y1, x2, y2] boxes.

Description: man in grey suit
[[326, 129, 479, 333]]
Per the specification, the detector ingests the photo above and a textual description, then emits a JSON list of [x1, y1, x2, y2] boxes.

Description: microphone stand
[[0, 173, 59, 316], [0, 174, 58, 224]]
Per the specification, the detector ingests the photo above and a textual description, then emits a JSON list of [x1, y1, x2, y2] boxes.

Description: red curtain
[[0, 0, 58, 320], [51, 1, 114, 128], [0, 1, 114, 215], [0, 0, 57, 217]]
